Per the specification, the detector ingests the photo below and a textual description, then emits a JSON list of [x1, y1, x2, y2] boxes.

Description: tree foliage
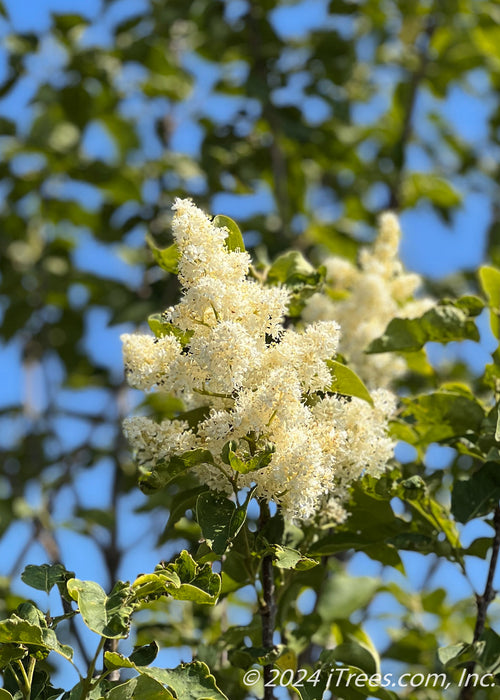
[[1, 0, 500, 699]]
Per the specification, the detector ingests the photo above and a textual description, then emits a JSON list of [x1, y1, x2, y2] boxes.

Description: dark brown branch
[[387, 10, 439, 210], [101, 457, 122, 682], [258, 499, 277, 700], [459, 506, 500, 700], [34, 518, 92, 669], [8, 526, 37, 579], [101, 388, 128, 681], [247, 7, 291, 243]]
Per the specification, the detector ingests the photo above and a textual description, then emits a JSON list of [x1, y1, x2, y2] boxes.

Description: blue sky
[[0, 0, 497, 695]]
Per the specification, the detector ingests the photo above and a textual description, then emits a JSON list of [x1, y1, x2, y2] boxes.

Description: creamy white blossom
[[122, 416, 195, 468], [121, 333, 182, 390], [122, 198, 396, 521], [303, 211, 433, 388]]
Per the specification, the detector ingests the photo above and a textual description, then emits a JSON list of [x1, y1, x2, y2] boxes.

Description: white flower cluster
[[303, 212, 434, 388], [121, 199, 395, 521]]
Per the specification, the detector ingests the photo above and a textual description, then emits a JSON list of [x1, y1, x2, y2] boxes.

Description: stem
[[26, 657, 36, 694], [103, 639, 120, 682], [241, 524, 256, 581], [258, 499, 277, 700], [80, 637, 105, 700], [7, 662, 22, 690], [16, 659, 33, 700], [459, 506, 500, 700]]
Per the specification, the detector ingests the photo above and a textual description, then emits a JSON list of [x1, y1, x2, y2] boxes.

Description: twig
[[258, 499, 277, 700], [8, 526, 37, 579], [80, 638, 105, 700], [34, 519, 92, 670], [387, 9, 439, 210], [101, 386, 128, 682], [247, 7, 291, 243], [459, 506, 500, 700]]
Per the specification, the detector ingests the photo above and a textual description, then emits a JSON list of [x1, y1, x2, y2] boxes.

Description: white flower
[[122, 416, 195, 468], [121, 333, 182, 390], [267, 321, 341, 392], [122, 199, 397, 521], [303, 211, 433, 388]]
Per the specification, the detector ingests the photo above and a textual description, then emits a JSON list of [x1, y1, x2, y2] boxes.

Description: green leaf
[[21, 563, 74, 595], [396, 477, 461, 554], [480, 265, 500, 338], [401, 389, 485, 446], [320, 643, 378, 676], [366, 305, 479, 354], [327, 360, 373, 405], [146, 235, 179, 274], [63, 678, 112, 700], [165, 486, 209, 530], [196, 492, 246, 555], [267, 251, 321, 287], [473, 25, 500, 60], [317, 573, 379, 622], [453, 295, 485, 317], [139, 449, 214, 494], [475, 627, 500, 674], [222, 440, 275, 474], [452, 462, 500, 523], [99, 114, 139, 158], [439, 628, 500, 677], [147, 314, 193, 345], [309, 475, 406, 566], [0, 643, 26, 668], [168, 549, 197, 581], [438, 643, 479, 669], [131, 570, 181, 600], [52, 13, 87, 32], [177, 406, 211, 429], [147, 663, 229, 700], [228, 645, 283, 670], [213, 214, 245, 252], [106, 675, 174, 700], [154, 550, 221, 604], [66, 579, 133, 639], [402, 173, 462, 209], [464, 537, 492, 559], [480, 265, 500, 308], [271, 545, 318, 571], [292, 668, 331, 700], [29, 668, 64, 700], [129, 642, 159, 667], [104, 657, 228, 700], [0, 615, 73, 661], [105, 651, 139, 670], [0, 690, 13, 700], [306, 223, 359, 260]]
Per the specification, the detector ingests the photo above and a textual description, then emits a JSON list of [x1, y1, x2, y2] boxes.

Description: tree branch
[[101, 387, 128, 681], [387, 10, 439, 210], [258, 499, 277, 700], [459, 506, 500, 700], [247, 7, 291, 244], [34, 518, 92, 669]]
